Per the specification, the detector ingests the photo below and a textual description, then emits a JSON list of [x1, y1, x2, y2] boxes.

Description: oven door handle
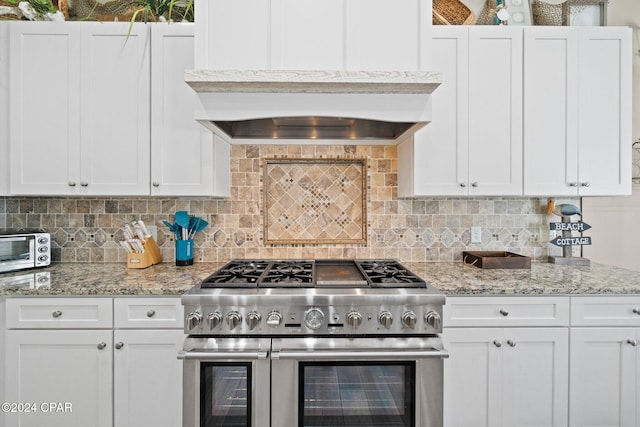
[[272, 349, 449, 360], [178, 350, 269, 360]]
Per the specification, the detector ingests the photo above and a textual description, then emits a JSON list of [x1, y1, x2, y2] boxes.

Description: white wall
[[583, 0, 640, 271]]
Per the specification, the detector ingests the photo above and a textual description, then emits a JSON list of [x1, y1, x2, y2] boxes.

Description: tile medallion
[[263, 158, 367, 244]]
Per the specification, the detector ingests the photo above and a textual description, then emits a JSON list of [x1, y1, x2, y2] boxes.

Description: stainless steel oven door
[[179, 337, 271, 427], [271, 336, 448, 427]]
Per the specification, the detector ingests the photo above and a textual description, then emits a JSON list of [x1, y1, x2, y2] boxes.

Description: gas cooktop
[[199, 259, 427, 289]]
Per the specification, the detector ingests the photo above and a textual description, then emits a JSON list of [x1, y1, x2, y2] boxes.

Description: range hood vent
[[186, 69, 441, 145]]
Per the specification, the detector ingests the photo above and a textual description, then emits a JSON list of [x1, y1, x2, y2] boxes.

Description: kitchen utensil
[[163, 220, 180, 240], [175, 211, 190, 228]]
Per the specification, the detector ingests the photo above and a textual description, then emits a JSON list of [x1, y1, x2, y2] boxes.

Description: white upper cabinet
[[523, 26, 632, 196], [9, 22, 82, 195], [195, 0, 431, 71], [9, 22, 150, 196], [150, 24, 229, 197], [399, 26, 523, 197], [0, 23, 10, 196]]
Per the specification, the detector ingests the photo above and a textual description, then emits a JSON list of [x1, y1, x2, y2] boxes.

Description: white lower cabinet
[[443, 296, 570, 427], [3, 297, 184, 427], [5, 329, 113, 427], [113, 329, 184, 427], [569, 296, 640, 427]]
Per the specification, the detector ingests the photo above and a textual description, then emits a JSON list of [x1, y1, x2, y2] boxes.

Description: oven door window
[[299, 361, 415, 427], [201, 363, 252, 427]]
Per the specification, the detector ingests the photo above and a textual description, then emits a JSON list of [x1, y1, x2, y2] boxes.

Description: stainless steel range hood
[[186, 69, 440, 144]]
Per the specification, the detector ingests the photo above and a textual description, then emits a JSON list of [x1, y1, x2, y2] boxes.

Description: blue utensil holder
[[176, 239, 194, 266]]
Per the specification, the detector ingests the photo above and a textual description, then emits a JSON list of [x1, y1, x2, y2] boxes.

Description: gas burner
[[260, 261, 314, 288], [357, 260, 426, 288], [200, 260, 270, 288]]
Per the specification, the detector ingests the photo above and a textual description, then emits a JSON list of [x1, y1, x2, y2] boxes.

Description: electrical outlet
[[471, 227, 482, 243], [147, 226, 158, 241]]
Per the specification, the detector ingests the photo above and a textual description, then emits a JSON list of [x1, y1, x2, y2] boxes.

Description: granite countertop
[[0, 261, 639, 297]]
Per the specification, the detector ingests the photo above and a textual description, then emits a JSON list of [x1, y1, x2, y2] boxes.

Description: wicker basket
[[433, 0, 476, 25]]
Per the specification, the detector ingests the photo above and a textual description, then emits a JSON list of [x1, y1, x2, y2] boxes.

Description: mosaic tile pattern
[[263, 158, 366, 244], [0, 145, 579, 263]]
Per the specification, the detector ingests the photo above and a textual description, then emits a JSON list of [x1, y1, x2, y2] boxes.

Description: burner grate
[[259, 261, 314, 288], [200, 260, 270, 288], [357, 261, 426, 288]]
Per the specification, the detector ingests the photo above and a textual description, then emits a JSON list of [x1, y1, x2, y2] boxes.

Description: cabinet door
[[80, 23, 150, 195], [570, 328, 637, 427], [113, 329, 184, 427], [577, 27, 632, 196], [150, 24, 215, 196], [9, 22, 82, 195], [502, 328, 569, 427], [523, 27, 579, 196], [4, 330, 113, 427], [411, 26, 469, 196], [0, 23, 9, 196], [345, 0, 430, 71], [467, 26, 523, 196], [443, 328, 502, 427]]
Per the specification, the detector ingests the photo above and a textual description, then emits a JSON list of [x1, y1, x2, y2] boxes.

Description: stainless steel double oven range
[[179, 259, 447, 427]]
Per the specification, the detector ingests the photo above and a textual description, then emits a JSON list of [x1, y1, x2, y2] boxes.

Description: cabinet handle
[[146, 309, 156, 318], [493, 340, 502, 348], [68, 182, 76, 187], [80, 182, 89, 187], [115, 342, 124, 350], [459, 183, 467, 188], [471, 182, 479, 188], [632, 308, 639, 315], [627, 339, 638, 347], [499, 309, 509, 317], [580, 182, 590, 187], [52, 310, 62, 318], [152, 182, 160, 187], [507, 339, 516, 347], [568, 182, 578, 187], [97, 342, 107, 350]]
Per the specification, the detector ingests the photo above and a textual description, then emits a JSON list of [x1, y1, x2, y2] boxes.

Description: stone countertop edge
[[0, 261, 639, 297]]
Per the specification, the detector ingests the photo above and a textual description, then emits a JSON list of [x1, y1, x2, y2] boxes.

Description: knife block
[[126, 237, 163, 269]]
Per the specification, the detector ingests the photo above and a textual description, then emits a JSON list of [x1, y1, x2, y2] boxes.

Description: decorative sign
[[549, 221, 592, 232], [550, 236, 592, 247]]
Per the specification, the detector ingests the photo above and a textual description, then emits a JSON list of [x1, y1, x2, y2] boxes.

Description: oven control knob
[[226, 311, 242, 330], [266, 311, 283, 327], [246, 311, 262, 330], [304, 308, 325, 330], [425, 311, 442, 330], [378, 311, 393, 329], [187, 311, 202, 330], [401, 311, 417, 329], [207, 312, 222, 330], [347, 311, 363, 329]]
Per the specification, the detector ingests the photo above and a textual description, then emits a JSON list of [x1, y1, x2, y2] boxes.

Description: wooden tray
[[463, 251, 531, 269]]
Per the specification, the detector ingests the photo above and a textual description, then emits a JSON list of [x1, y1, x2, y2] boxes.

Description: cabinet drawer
[[571, 296, 640, 326], [444, 296, 570, 327], [5, 297, 113, 329], [114, 297, 183, 328]]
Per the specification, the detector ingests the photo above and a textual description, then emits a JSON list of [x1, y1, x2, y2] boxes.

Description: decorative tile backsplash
[[263, 158, 367, 244], [0, 144, 577, 263]]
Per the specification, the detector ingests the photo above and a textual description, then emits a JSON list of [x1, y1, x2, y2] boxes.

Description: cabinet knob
[[627, 339, 638, 347], [152, 182, 160, 187], [471, 182, 479, 188], [507, 339, 516, 347], [580, 182, 590, 187], [499, 309, 509, 317], [493, 340, 502, 348], [52, 310, 62, 318], [146, 309, 156, 318], [97, 342, 107, 350], [633, 308, 640, 315], [68, 182, 76, 187], [568, 182, 578, 187], [115, 342, 124, 350], [459, 183, 467, 188], [80, 182, 89, 187]]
